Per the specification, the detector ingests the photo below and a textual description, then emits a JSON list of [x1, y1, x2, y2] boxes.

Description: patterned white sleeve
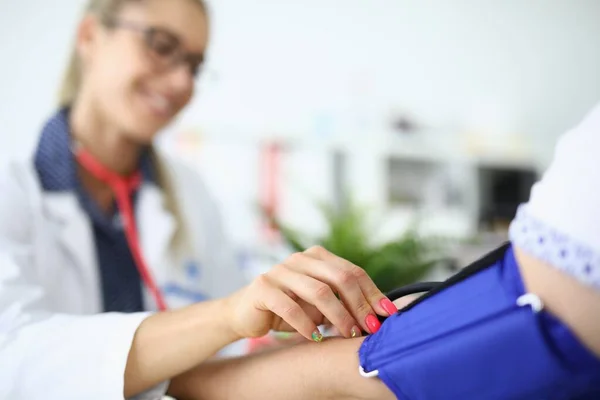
[[509, 103, 600, 290]]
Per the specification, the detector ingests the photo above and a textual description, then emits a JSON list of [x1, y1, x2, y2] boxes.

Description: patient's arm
[[169, 247, 600, 400], [515, 246, 600, 356], [168, 337, 394, 400], [169, 295, 420, 399]]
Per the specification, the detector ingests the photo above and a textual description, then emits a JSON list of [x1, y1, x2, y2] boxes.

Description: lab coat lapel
[[137, 184, 175, 277], [42, 194, 99, 298]]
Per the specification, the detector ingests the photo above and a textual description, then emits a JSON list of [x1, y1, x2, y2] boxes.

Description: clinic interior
[[2, 0, 600, 285]]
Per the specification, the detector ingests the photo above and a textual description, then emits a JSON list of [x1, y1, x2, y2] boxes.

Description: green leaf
[[268, 194, 448, 292]]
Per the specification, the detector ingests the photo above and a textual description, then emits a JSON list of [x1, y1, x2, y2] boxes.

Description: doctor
[[0, 0, 397, 399]]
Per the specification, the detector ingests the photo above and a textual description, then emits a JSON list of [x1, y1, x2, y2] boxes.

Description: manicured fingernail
[[380, 298, 398, 316], [350, 325, 361, 338], [312, 329, 324, 342], [365, 314, 381, 334]]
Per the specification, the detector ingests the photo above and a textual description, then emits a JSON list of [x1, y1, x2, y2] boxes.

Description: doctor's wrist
[[202, 297, 245, 344], [125, 298, 245, 397]]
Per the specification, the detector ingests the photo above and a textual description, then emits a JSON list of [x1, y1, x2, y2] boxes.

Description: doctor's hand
[[223, 246, 397, 342]]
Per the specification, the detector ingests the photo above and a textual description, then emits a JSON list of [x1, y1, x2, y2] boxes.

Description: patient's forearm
[[515, 246, 600, 356], [168, 337, 394, 400]]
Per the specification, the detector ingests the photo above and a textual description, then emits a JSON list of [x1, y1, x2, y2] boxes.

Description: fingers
[[283, 246, 397, 334], [256, 274, 324, 342], [268, 265, 361, 339], [304, 245, 395, 318]]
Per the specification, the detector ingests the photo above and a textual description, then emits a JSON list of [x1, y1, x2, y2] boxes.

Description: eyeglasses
[[104, 18, 205, 78]]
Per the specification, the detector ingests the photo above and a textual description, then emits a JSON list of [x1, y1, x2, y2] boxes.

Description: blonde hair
[[60, 0, 208, 259], [59, 0, 133, 108]]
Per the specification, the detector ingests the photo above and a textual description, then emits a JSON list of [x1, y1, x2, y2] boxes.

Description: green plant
[[271, 199, 443, 293]]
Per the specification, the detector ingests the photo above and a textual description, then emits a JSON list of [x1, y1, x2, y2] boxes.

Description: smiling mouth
[[143, 90, 175, 119]]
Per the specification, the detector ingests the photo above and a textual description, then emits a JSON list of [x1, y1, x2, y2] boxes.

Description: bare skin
[[166, 247, 600, 399]]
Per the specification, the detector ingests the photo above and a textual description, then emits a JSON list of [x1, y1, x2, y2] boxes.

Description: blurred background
[[2, 0, 600, 288]]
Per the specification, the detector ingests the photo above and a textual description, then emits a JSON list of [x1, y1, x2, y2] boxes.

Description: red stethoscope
[[73, 144, 168, 311]]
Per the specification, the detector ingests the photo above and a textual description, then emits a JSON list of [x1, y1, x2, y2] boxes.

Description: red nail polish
[[380, 298, 398, 316], [365, 314, 381, 334]]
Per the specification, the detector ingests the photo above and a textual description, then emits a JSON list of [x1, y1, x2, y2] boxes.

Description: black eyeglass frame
[[103, 18, 205, 78]]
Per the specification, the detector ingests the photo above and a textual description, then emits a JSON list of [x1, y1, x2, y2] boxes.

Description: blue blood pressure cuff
[[359, 244, 600, 399]]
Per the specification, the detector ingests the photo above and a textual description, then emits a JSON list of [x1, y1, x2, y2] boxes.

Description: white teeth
[[148, 93, 171, 114]]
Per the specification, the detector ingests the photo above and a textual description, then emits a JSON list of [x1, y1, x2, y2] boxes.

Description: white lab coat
[[0, 145, 247, 399]]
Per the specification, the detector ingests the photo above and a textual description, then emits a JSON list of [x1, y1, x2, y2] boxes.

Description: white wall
[[186, 0, 600, 150], [2, 1, 600, 149], [0, 0, 86, 150]]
